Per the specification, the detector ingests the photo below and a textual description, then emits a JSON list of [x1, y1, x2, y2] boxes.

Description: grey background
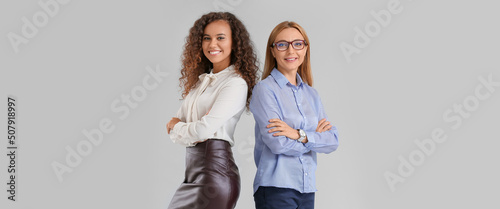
[[1, 0, 499, 208]]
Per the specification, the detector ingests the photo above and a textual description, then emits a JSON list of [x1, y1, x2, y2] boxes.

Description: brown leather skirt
[[168, 139, 240, 209]]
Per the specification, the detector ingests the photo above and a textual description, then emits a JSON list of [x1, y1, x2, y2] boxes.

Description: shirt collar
[[270, 68, 304, 89], [209, 65, 234, 76], [200, 65, 234, 80]]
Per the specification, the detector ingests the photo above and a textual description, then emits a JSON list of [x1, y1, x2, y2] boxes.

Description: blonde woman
[[250, 21, 339, 209]]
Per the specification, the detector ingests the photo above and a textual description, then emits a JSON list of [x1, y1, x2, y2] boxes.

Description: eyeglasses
[[271, 40, 307, 51]]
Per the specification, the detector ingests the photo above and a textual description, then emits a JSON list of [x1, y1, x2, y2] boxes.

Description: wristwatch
[[297, 129, 306, 142]]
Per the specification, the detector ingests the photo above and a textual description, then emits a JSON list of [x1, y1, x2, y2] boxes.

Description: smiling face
[[202, 20, 232, 72], [271, 28, 308, 75]]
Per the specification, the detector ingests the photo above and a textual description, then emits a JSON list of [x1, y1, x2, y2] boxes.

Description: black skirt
[[168, 139, 240, 209]]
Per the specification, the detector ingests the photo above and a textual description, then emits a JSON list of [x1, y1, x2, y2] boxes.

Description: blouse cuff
[[170, 122, 195, 147]]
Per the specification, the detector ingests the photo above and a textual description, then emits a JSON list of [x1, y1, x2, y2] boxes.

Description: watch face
[[299, 129, 306, 137]]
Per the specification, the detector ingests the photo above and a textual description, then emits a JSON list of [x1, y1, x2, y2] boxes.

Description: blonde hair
[[262, 21, 313, 86]]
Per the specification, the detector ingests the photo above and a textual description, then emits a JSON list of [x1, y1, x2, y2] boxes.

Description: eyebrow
[[203, 33, 226, 36], [275, 39, 303, 42]]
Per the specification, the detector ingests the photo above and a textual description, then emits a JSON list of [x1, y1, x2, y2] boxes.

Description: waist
[[188, 138, 232, 151]]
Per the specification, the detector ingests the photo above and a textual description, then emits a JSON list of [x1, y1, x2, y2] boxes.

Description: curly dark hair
[[179, 12, 259, 108]]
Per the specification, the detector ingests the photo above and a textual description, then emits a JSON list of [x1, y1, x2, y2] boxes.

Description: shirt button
[[305, 173, 308, 176]]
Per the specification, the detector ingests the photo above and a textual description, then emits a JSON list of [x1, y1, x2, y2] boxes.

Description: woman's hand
[[267, 119, 300, 140], [316, 118, 332, 133], [166, 117, 181, 134]]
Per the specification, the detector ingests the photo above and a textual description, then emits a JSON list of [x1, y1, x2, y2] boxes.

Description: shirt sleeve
[[303, 91, 339, 154], [250, 83, 311, 156], [169, 100, 192, 146], [175, 100, 185, 122], [169, 78, 248, 146]]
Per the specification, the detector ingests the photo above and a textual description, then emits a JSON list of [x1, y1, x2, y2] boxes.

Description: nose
[[209, 39, 218, 48], [286, 44, 295, 53]]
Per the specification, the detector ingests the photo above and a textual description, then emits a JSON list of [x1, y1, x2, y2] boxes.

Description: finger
[[267, 122, 283, 128], [316, 120, 326, 128], [320, 121, 331, 129], [321, 120, 330, 125], [321, 125, 334, 133], [269, 118, 282, 123], [273, 132, 286, 137], [268, 127, 283, 133], [316, 123, 324, 132], [317, 123, 326, 131], [320, 120, 330, 127]]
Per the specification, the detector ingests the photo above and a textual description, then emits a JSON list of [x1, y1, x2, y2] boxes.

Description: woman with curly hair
[[166, 12, 258, 209]]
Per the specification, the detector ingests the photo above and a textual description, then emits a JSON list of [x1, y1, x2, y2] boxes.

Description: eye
[[276, 42, 287, 47], [217, 37, 225, 40], [293, 41, 303, 47], [203, 37, 210, 41]]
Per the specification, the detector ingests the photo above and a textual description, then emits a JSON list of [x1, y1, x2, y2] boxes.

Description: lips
[[209, 50, 221, 55], [285, 57, 297, 61]]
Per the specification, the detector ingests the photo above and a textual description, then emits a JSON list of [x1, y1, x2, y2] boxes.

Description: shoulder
[[253, 77, 277, 95], [220, 71, 247, 90], [229, 73, 247, 86]]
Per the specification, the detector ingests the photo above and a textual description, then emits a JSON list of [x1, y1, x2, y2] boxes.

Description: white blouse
[[170, 65, 248, 147]]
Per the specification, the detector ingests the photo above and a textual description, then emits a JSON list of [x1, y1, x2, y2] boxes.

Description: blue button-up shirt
[[250, 68, 339, 194]]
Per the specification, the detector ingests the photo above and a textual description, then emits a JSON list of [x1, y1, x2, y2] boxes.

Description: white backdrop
[[1, 0, 499, 208]]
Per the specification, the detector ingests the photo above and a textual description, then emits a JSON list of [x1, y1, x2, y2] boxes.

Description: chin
[[282, 65, 300, 71]]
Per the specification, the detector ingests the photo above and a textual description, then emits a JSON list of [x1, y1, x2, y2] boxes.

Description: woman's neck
[[213, 63, 230, 74], [277, 67, 298, 86]]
